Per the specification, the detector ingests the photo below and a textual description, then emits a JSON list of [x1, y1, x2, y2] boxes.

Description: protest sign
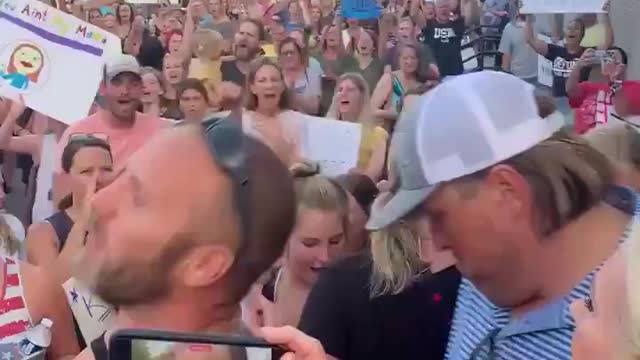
[[300, 115, 361, 176], [341, 0, 381, 19], [537, 34, 553, 87], [520, 0, 607, 14], [0, 0, 120, 124], [63, 278, 114, 344]]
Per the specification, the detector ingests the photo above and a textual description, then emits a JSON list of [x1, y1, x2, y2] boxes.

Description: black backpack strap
[[91, 333, 108, 360]]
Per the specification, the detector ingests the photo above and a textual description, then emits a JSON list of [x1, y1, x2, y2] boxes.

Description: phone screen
[[110, 329, 284, 360], [132, 339, 275, 360]]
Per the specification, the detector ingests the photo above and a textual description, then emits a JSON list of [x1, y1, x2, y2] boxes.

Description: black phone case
[[109, 329, 285, 360]]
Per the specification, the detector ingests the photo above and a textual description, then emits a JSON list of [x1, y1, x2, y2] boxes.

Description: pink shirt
[[55, 111, 170, 172]]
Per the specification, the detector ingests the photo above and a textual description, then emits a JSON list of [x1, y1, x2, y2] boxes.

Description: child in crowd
[[188, 29, 224, 110]]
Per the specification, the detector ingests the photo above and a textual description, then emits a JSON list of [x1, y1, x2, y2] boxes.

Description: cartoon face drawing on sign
[[0, 42, 48, 92]]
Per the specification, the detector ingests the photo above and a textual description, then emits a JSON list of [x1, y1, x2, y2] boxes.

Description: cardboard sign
[[300, 115, 362, 176], [63, 278, 114, 343], [0, 0, 120, 124], [341, 0, 381, 19], [520, 0, 607, 14]]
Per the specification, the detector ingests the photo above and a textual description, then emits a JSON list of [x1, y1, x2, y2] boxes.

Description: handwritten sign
[[63, 278, 114, 343], [520, 0, 607, 14], [299, 115, 361, 176], [341, 0, 381, 19], [0, 0, 120, 124], [537, 34, 553, 87]]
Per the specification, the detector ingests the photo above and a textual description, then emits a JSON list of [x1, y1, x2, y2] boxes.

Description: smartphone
[[109, 329, 285, 360], [591, 49, 609, 64]]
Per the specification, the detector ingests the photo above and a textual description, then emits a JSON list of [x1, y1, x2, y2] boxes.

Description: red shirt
[[569, 82, 613, 134]]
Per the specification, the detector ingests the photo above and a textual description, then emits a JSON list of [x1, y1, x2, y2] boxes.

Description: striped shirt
[[445, 189, 638, 360], [0, 257, 31, 344]]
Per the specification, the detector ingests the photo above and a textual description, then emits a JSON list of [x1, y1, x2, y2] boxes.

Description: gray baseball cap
[[367, 71, 563, 230], [366, 99, 430, 230], [104, 54, 141, 82]]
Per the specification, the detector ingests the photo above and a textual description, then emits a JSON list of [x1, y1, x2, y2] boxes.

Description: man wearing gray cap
[[52, 54, 168, 203], [257, 71, 639, 360], [367, 71, 636, 359]]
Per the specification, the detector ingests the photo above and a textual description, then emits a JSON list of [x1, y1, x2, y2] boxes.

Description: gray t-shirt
[[499, 21, 538, 80]]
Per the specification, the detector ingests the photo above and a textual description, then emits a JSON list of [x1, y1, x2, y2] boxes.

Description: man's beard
[[235, 45, 257, 61], [78, 237, 193, 307]]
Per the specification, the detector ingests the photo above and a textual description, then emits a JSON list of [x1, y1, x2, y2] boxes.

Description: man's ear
[[178, 244, 235, 288]]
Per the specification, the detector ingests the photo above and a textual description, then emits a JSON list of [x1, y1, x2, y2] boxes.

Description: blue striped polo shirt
[[445, 188, 639, 360]]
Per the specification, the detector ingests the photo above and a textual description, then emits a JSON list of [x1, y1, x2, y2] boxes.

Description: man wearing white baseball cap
[[367, 71, 638, 359], [256, 72, 638, 360]]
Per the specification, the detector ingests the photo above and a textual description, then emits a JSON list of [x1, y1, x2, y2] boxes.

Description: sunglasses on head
[[69, 133, 110, 143], [200, 113, 250, 250]]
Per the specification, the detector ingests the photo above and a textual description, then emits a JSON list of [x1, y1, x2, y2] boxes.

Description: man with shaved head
[[72, 116, 296, 360]]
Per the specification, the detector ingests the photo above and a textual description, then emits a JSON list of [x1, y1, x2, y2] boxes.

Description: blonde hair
[[191, 29, 223, 60], [326, 73, 373, 124], [290, 162, 349, 222], [369, 220, 424, 297], [0, 216, 20, 257]]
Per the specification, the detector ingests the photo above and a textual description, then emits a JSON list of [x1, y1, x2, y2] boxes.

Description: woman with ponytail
[[25, 135, 112, 267], [243, 161, 350, 329]]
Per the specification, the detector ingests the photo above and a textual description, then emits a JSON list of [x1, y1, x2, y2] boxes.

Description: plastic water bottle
[[19, 318, 52, 357]]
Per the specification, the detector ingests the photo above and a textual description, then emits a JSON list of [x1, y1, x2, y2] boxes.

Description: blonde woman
[[571, 214, 640, 360], [296, 190, 459, 360], [326, 73, 388, 181], [245, 162, 350, 329], [0, 214, 22, 258], [570, 121, 640, 359]]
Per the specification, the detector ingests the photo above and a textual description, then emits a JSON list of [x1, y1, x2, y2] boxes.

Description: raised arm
[[409, 0, 425, 28], [525, 15, 549, 57], [463, 0, 480, 27], [0, 98, 39, 157], [566, 49, 595, 99], [370, 73, 397, 121], [598, 1, 614, 50], [177, 1, 197, 64], [300, 0, 313, 26]]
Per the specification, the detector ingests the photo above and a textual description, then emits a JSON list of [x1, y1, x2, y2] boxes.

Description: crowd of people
[[0, 0, 639, 359]]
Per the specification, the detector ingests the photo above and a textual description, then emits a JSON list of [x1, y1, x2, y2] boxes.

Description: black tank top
[[44, 211, 86, 349], [44, 211, 74, 251]]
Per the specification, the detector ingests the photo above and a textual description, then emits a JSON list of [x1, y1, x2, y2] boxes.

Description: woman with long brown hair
[[243, 58, 305, 166]]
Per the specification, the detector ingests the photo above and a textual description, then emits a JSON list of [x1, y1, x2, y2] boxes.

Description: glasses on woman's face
[[280, 49, 299, 58]]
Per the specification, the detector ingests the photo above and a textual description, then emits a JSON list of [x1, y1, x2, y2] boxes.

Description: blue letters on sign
[[341, 0, 381, 19]]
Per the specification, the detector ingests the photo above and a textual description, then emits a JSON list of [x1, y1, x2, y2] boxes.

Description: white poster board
[[520, 0, 607, 14], [0, 0, 120, 124], [63, 278, 114, 344], [299, 115, 361, 177], [537, 34, 553, 87]]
